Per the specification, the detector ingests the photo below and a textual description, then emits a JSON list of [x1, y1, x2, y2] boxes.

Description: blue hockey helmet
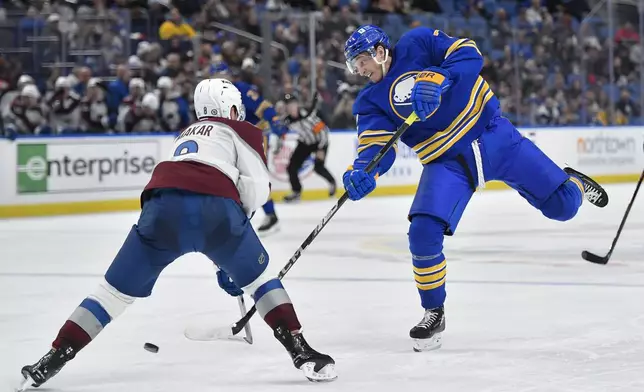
[[344, 25, 391, 74]]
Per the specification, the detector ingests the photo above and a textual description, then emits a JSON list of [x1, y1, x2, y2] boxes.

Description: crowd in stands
[[0, 0, 643, 137]]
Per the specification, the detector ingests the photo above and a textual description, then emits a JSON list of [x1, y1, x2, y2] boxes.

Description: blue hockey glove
[[343, 169, 377, 201], [411, 67, 452, 121], [216, 269, 243, 297]]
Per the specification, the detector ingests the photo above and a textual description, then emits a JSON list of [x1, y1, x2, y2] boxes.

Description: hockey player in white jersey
[[17, 78, 337, 391]]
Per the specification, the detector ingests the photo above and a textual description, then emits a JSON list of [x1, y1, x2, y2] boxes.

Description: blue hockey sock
[[409, 215, 448, 310], [262, 199, 276, 216]]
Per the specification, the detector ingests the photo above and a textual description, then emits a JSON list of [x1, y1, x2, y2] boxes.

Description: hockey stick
[[237, 296, 253, 344], [185, 295, 254, 343], [185, 263, 253, 343], [185, 112, 419, 341], [581, 168, 644, 265]]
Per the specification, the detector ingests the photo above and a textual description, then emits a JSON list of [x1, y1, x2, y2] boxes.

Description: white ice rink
[[2, 183, 644, 392]]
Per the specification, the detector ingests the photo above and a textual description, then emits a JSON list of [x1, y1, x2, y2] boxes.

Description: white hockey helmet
[[194, 78, 245, 121], [129, 77, 145, 90], [141, 92, 159, 111], [21, 84, 41, 99], [17, 74, 35, 88], [55, 76, 71, 89], [157, 76, 173, 90]]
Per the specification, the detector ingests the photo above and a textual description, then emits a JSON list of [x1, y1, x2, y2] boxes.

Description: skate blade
[[184, 323, 251, 344], [15, 375, 34, 392], [300, 362, 338, 382], [412, 332, 443, 352]]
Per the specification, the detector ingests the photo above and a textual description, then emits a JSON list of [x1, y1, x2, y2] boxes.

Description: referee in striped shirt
[[282, 92, 337, 202]]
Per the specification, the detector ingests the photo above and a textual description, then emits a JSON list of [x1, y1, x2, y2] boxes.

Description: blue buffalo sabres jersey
[[351, 27, 500, 174], [234, 81, 278, 131]]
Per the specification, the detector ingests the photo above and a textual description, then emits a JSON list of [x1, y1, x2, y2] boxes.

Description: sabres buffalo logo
[[389, 71, 420, 120]]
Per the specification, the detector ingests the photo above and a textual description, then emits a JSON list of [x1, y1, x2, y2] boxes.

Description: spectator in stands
[[330, 81, 359, 128], [2, 85, 48, 136], [156, 76, 189, 132], [158, 7, 195, 40], [488, 8, 512, 50], [119, 77, 146, 120], [160, 53, 183, 78], [0, 74, 34, 116], [117, 92, 160, 133], [615, 22, 639, 44], [107, 64, 131, 126], [536, 97, 561, 125], [19, 6, 44, 37], [72, 67, 93, 96], [526, 0, 552, 28], [80, 78, 111, 133], [46, 76, 81, 134], [616, 88, 639, 124]]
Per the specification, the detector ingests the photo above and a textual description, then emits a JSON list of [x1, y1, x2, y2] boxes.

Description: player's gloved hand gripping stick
[[185, 111, 420, 341]]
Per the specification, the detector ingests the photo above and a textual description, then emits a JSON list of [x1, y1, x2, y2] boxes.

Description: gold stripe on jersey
[[412, 76, 494, 164], [357, 130, 398, 154], [444, 38, 482, 59]]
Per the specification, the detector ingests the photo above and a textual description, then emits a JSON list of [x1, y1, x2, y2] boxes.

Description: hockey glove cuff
[[216, 269, 244, 297]]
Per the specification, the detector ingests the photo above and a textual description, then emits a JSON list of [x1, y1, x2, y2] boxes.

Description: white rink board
[[1, 127, 643, 210]]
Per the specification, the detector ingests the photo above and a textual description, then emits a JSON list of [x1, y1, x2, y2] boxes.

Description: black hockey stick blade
[[232, 306, 256, 335], [225, 112, 420, 336], [581, 166, 644, 265], [581, 250, 610, 265]]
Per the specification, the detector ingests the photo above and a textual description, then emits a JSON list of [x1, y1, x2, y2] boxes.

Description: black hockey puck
[[144, 342, 159, 353]]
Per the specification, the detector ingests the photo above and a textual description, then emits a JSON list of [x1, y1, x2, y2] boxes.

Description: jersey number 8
[[174, 140, 199, 156]]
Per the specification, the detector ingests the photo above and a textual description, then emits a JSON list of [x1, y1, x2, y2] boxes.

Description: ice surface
[[1, 184, 643, 392]]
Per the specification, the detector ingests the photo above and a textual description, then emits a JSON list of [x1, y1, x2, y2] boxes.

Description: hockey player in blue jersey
[[342, 25, 609, 352], [210, 62, 288, 235]]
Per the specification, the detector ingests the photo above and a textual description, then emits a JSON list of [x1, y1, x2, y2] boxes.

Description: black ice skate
[[409, 306, 445, 352], [257, 213, 279, 236], [564, 167, 609, 208], [274, 326, 337, 382], [18, 345, 76, 391], [283, 192, 301, 203]]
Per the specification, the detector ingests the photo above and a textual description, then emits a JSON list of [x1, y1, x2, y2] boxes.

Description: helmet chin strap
[[374, 48, 389, 77]]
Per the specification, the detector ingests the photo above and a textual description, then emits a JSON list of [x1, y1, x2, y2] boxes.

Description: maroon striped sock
[[52, 320, 92, 351], [263, 304, 302, 332]]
